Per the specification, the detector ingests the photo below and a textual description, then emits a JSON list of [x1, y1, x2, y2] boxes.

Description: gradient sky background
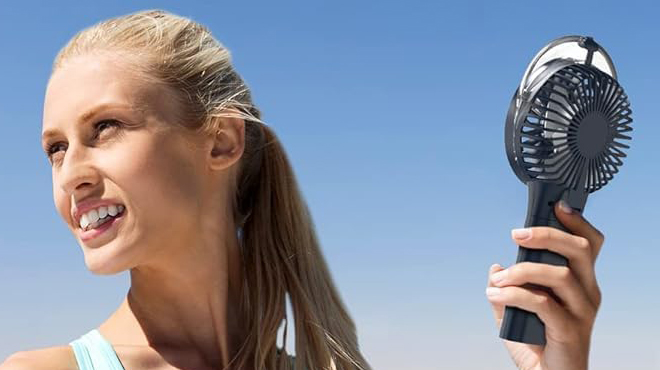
[[0, 1, 658, 369]]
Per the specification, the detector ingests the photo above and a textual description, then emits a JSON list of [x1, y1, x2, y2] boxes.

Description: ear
[[207, 116, 245, 171]]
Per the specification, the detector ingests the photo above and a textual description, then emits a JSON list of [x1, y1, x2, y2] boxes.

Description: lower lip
[[78, 213, 124, 243]]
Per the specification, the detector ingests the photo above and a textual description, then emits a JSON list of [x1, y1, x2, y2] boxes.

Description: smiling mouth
[[78, 209, 126, 243], [80, 208, 126, 231]]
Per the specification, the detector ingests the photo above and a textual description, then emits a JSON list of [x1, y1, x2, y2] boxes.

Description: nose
[[57, 142, 100, 196]]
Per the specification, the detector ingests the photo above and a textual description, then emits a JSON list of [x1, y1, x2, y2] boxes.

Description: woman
[[6, 9, 368, 370], [1, 9, 604, 370]]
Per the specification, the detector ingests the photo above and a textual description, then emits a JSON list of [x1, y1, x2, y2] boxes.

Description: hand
[[486, 201, 604, 370]]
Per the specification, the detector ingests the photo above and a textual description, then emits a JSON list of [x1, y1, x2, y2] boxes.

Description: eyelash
[[46, 119, 121, 160]]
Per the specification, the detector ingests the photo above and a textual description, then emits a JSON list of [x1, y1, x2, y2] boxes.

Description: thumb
[[554, 201, 605, 259]]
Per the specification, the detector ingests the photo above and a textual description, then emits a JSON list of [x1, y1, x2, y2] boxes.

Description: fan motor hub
[[577, 112, 610, 158]]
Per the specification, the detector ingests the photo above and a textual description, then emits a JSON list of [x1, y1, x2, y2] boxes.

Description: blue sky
[[0, 1, 658, 369]]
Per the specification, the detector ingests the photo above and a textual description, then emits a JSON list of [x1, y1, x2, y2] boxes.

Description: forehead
[[42, 53, 177, 134]]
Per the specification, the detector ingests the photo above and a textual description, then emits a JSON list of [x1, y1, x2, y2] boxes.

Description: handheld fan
[[501, 36, 632, 345]]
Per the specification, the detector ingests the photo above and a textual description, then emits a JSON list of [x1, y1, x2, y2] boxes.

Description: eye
[[45, 142, 66, 158], [44, 119, 122, 164], [94, 119, 121, 137]]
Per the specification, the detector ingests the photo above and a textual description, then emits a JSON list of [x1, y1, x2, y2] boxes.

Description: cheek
[[109, 134, 203, 231], [53, 184, 69, 225], [53, 171, 74, 227]]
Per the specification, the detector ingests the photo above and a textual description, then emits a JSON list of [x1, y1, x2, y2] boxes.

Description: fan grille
[[517, 64, 632, 192]]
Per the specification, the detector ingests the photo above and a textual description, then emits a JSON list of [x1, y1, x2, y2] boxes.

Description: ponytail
[[233, 120, 370, 370]]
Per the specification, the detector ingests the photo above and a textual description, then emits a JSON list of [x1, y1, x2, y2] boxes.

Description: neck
[[99, 222, 246, 369]]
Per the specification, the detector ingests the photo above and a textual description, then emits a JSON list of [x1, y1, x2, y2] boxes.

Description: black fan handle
[[499, 182, 586, 345]]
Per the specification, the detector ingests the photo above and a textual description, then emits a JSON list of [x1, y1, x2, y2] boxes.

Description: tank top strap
[[69, 329, 126, 370], [70, 329, 296, 370]]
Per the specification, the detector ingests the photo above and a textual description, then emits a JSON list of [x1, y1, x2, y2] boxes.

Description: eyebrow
[[41, 103, 132, 143]]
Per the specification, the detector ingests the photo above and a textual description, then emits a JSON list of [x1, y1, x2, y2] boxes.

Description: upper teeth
[[79, 204, 124, 230]]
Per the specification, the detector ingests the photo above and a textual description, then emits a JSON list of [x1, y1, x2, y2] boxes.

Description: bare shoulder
[[1, 346, 77, 370]]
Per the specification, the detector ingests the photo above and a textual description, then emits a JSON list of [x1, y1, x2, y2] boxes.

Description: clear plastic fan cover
[[521, 36, 618, 97]]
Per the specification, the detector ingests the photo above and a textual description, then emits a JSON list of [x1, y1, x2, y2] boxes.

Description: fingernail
[[511, 228, 531, 240], [558, 200, 574, 214], [491, 269, 508, 284], [486, 287, 501, 296]]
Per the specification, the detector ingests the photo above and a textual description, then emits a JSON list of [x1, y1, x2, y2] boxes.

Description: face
[[42, 53, 215, 275]]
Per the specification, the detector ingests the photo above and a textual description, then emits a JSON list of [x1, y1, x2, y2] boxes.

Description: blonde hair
[[53, 9, 370, 370]]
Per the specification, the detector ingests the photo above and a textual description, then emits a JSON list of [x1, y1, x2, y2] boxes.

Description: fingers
[[485, 284, 579, 344], [553, 201, 606, 260], [489, 262, 596, 321], [487, 263, 506, 327], [510, 224, 601, 308], [511, 226, 594, 268]]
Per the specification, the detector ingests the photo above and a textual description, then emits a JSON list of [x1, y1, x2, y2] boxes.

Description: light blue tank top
[[69, 329, 297, 370], [69, 329, 125, 370]]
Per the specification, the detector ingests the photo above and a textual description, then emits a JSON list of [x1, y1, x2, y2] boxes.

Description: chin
[[83, 249, 131, 276], [87, 262, 126, 276]]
